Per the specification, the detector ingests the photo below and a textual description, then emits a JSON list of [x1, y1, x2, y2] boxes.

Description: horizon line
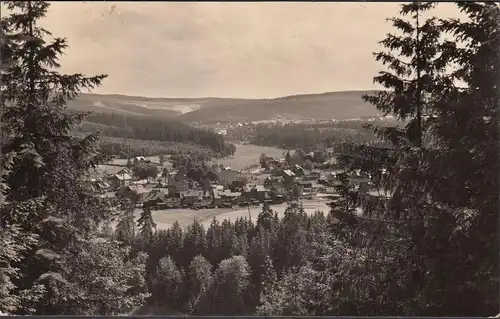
[[80, 88, 382, 101]]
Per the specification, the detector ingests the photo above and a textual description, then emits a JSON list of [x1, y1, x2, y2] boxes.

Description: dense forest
[[73, 112, 236, 158], [226, 119, 399, 151], [116, 203, 354, 315], [95, 137, 220, 160], [1, 1, 498, 317]]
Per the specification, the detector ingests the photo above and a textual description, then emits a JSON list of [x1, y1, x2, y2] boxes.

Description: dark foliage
[[73, 112, 236, 158]]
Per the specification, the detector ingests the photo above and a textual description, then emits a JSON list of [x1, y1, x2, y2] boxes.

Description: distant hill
[[178, 90, 381, 124], [66, 93, 243, 118], [67, 90, 381, 123]]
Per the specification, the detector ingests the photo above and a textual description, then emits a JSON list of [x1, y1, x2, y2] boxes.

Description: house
[[211, 184, 225, 192], [133, 156, 147, 164], [297, 180, 313, 189], [220, 190, 242, 203], [318, 174, 329, 185], [131, 179, 148, 186], [143, 189, 169, 209], [282, 169, 296, 181], [291, 164, 305, 176], [244, 185, 270, 202], [349, 170, 371, 185], [264, 176, 283, 188], [275, 158, 287, 168], [116, 167, 131, 176], [212, 189, 223, 207], [218, 169, 246, 186], [116, 185, 149, 205], [151, 186, 170, 194], [107, 173, 132, 189], [251, 168, 266, 175], [326, 171, 339, 183], [302, 169, 321, 181], [310, 169, 322, 177], [324, 186, 337, 194], [180, 190, 204, 206], [311, 183, 326, 193]]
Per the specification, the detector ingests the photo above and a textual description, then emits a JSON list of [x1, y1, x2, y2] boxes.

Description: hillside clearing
[[211, 143, 286, 170]]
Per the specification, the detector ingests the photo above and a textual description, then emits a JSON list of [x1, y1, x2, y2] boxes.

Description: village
[[90, 149, 379, 212]]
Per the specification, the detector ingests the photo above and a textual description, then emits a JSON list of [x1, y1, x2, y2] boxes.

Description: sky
[[34, 2, 463, 99]]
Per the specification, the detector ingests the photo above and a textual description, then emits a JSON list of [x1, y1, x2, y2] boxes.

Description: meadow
[[210, 143, 286, 171], [123, 199, 331, 230]]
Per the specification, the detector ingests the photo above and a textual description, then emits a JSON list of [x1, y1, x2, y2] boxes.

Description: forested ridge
[[226, 119, 401, 151], [0, 1, 498, 317], [73, 112, 236, 158]]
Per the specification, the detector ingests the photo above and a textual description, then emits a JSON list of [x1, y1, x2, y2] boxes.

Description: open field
[[211, 143, 286, 171], [124, 198, 330, 230]]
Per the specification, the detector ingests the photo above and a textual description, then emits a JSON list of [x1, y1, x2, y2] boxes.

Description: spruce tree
[[327, 1, 449, 315], [1, 2, 147, 314], [416, 2, 500, 315], [187, 255, 213, 312], [0, 24, 44, 314], [115, 200, 136, 245], [260, 255, 277, 296], [137, 205, 156, 245], [182, 220, 206, 270], [327, 1, 500, 316], [151, 256, 186, 310]]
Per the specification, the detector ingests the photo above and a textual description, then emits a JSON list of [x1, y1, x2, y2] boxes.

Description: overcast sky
[[37, 2, 463, 98]]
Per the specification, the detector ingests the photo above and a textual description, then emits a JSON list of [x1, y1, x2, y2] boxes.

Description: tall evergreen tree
[[0, 1, 145, 315], [137, 205, 156, 245], [327, 1, 452, 315], [260, 255, 277, 297], [416, 2, 500, 315], [115, 200, 136, 245], [187, 255, 213, 313], [327, 1, 499, 316], [0, 29, 45, 313], [182, 220, 206, 270], [151, 256, 186, 310], [205, 218, 223, 266], [202, 255, 252, 315]]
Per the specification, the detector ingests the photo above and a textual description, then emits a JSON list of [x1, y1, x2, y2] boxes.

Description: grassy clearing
[[125, 198, 330, 230], [211, 143, 286, 170]]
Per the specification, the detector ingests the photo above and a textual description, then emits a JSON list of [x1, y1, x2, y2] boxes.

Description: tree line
[[115, 203, 344, 315], [97, 136, 221, 160], [227, 121, 389, 151], [0, 1, 498, 317], [73, 112, 236, 158]]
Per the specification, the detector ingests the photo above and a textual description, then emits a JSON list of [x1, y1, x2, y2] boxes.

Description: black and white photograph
[[0, 0, 498, 316]]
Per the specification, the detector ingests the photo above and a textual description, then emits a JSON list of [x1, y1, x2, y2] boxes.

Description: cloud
[[33, 2, 464, 98]]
